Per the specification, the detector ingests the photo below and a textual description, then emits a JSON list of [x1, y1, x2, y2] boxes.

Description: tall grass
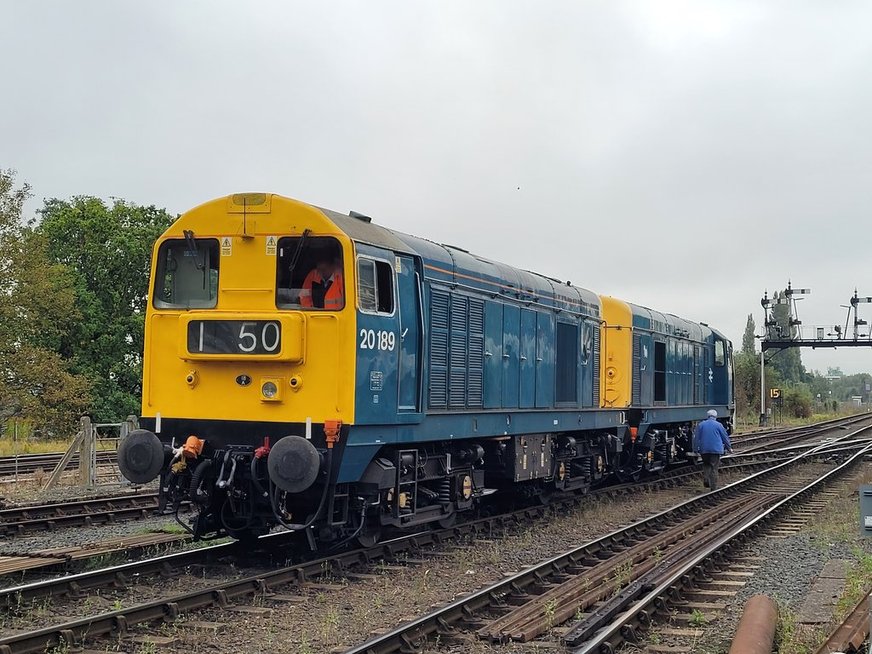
[[0, 420, 115, 456]]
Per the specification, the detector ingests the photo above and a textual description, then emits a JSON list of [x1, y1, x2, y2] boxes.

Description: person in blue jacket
[[693, 409, 733, 491]]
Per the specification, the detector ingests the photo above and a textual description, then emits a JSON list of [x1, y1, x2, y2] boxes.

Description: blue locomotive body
[[122, 196, 734, 544]]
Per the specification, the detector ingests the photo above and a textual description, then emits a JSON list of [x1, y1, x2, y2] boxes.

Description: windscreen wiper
[[287, 228, 311, 279], [183, 229, 205, 271]]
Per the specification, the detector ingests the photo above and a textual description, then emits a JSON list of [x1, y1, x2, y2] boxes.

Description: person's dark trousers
[[701, 453, 721, 491]]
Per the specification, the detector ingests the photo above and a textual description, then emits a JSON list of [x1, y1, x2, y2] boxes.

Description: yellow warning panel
[[599, 296, 633, 408]]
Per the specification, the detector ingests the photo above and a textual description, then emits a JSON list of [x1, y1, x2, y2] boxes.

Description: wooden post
[[122, 415, 138, 439], [43, 428, 85, 491], [78, 416, 95, 489]]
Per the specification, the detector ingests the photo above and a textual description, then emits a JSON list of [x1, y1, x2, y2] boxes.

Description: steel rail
[[569, 438, 872, 653], [0, 441, 816, 607], [0, 461, 660, 602], [479, 492, 782, 643], [0, 495, 173, 536], [733, 413, 872, 453], [0, 431, 865, 653], [0, 431, 839, 653], [0, 451, 116, 476], [0, 492, 158, 521], [0, 449, 720, 609], [812, 593, 869, 654], [0, 506, 595, 654], [731, 412, 870, 442], [0, 538, 244, 607], [341, 424, 872, 654]]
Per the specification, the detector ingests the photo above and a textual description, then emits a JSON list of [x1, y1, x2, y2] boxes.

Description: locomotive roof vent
[[349, 210, 372, 223]]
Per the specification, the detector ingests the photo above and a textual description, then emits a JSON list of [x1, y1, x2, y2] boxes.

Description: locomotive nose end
[[267, 435, 321, 493], [118, 429, 166, 484]]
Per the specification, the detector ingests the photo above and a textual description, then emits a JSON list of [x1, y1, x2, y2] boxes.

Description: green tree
[[0, 170, 91, 436], [36, 197, 175, 420], [733, 351, 759, 418], [741, 314, 756, 355]]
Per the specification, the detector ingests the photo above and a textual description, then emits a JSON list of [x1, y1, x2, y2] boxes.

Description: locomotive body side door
[[354, 244, 401, 428], [519, 309, 537, 408], [502, 304, 521, 408], [396, 254, 422, 413]]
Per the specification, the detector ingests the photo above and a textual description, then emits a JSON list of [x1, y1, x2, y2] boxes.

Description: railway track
[[0, 445, 806, 584], [731, 412, 872, 454], [0, 451, 116, 477], [0, 439, 824, 541], [0, 449, 804, 572], [0, 432, 866, 652], [342, 424, 872, 654], [731, 412, 868, 442], [0, 531, 187, 577], [0, 413, 846, 479], [813, 593, 869, 654], [0, 492, 171, 536]]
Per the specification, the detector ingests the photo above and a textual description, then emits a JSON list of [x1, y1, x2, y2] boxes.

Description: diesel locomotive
[[118, 193, 734, 546]]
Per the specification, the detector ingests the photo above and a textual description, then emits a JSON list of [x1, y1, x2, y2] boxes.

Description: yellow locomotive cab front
[[141, 193, 357, 428], [117, 193, 363, 539]]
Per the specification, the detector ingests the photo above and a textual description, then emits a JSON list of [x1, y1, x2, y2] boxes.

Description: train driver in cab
[[300, 253, 344, 309]]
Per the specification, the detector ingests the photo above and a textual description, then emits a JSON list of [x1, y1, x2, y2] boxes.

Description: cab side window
[[357, 258, 394, 314], [714, 340, 725, 366]]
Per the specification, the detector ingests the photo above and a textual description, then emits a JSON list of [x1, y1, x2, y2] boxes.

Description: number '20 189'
[[359, 329, 395, 351]]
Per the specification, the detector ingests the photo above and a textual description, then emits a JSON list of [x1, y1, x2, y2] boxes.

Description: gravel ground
[[6, 457, 860, 654], [96, 484, 703, 654], [696, 464, 872, 654], [620, 461, 872, 654]]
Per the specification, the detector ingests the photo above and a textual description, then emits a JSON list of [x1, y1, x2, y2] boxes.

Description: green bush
[[783, 385, 814, 418]]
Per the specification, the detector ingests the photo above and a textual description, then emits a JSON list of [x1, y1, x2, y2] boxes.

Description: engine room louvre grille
[[468, 299, 484, 333], [428, 288, 450, 409], [449, 294, 469, 408], [467, 369, 483, 407], [429, 369, 448, 408], [467, 299, 485, 408], [632, 332, 642, 405], [430, 333, 448, 366], [431, 289, 450, 330], [592, 328, 601, 406]]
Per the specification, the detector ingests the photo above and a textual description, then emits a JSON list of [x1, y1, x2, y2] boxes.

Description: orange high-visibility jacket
[[300, 270, 344, 309]]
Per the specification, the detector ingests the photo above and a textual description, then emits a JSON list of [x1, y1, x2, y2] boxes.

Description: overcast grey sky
[[3, 1, 871, 373]]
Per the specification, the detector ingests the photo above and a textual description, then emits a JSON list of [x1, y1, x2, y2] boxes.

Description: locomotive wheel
[[355, 523, 381, 548], [537, 489, 556, 506], [437, 511, 457, 529]]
